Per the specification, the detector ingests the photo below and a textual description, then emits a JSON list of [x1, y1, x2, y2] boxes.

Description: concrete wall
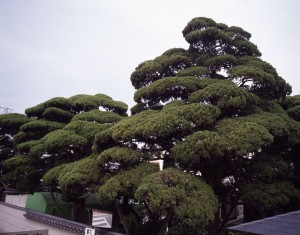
[[0, 203, 79, 235], [5, 194, 28, 208]]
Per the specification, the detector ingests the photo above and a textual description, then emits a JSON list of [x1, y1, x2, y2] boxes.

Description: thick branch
[[114, 200, 131, 235], [159, 207, 173, 235]]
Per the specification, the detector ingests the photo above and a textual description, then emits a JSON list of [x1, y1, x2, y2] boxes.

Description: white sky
[[1, 0, 300, 114]]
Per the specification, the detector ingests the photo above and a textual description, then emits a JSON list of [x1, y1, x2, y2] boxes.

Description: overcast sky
[[1, 0, 300, 114]]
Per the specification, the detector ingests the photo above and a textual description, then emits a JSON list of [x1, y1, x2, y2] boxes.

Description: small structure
[[228, 210, 300, 235], [0, 201, 123, 235], [25, 192, 72, 219], [4, 190, 28, 208], [25, 192, 114, 226]]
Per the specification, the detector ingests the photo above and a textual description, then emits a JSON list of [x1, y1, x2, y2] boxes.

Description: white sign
[[92, 209, 112, 228], [84, 228, 95, 235]]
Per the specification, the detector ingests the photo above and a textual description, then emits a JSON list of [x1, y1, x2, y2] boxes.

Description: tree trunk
[[207, 210, 221, 235], [159, 208, 173, 235], [114, 200, 131, 235], [0, 179, 9, 190], [72, 197, 86, 222], [217, 197, 240, 234], [293, 146, 300, 189]]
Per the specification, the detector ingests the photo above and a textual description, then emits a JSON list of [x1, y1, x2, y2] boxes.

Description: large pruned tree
[[0, 93, 127, 222], [93, 17, 300, 234]]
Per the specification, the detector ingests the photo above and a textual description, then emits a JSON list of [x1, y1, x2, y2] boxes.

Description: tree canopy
[[0, 94, 127, 208]]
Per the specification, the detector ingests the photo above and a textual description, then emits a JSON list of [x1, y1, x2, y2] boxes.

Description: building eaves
[[228, 210, 300, 235]]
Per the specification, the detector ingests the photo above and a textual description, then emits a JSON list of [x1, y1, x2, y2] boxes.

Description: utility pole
[[0, 105, 13, 114]]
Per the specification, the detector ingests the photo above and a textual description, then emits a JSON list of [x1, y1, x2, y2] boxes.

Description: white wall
[[0, 203, 79, 235], [5, 194, 28, 208]]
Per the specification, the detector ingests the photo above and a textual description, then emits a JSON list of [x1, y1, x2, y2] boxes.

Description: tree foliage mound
[[0, 94, 127, 194]]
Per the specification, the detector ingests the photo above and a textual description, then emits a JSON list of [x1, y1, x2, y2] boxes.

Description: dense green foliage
[[135, 168, 218, 226], [0, 94, 127, 194], [0, 113, 31, 135]]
